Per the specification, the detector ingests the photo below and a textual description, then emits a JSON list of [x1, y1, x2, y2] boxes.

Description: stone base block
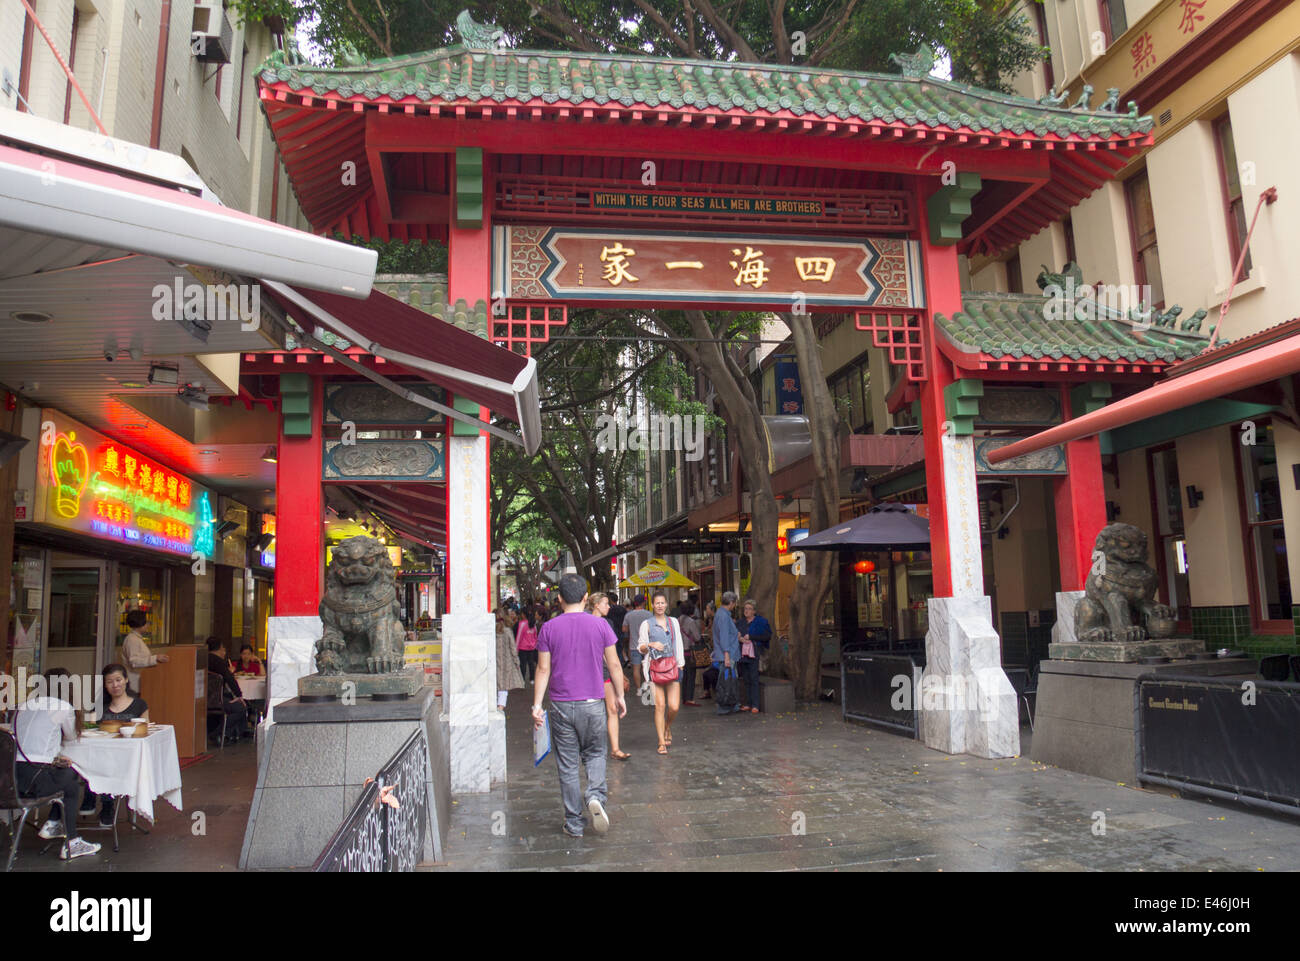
[[1031, 657, 1257, 783], [921, 595, 1019, 759], [1047, 637, 1206, 663], [240, 686, 449, 870], [298, 665, 424, 699], [266, 616, 322, 724], [1050, 591, 1085, 647], [759, 677, 796, 714]]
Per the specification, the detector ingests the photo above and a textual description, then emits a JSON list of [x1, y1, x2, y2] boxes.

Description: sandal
[[612, 750, 631, 760], [657, 744, 668, 755], [664, 731, 673, 744]]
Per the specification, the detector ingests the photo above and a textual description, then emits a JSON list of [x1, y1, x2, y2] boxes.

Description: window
[[1125, 171, 1164, 308], [1063, 217, 1077, 267], [1032, 2, 1054, 92], [1098, 0, 1127, 45], [1213, 115, 1252, 277], [1237, 422, 1291, 624], [64, 7, 81, 124], [827, 353, 873, 433], [1147, 446, 1190, 624], [236, 45, 248, 139]]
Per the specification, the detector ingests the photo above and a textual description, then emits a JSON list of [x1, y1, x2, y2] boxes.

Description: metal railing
[[313, 729, 432, 871]]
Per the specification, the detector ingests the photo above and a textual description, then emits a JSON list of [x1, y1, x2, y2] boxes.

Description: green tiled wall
[[1190, 605, 1253, 648], [999, 609, 1056, 668]]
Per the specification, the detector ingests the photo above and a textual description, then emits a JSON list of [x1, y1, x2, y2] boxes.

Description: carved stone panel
[[975, 388, 1062, 428], [324, 383, 446, 426], [322, 439, 446, 481], [973, 436, 1066, 475]]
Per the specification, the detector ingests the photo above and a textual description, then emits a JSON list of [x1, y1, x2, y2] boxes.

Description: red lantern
[[777, 535, 788, 553], [853, 559, 876, 574]]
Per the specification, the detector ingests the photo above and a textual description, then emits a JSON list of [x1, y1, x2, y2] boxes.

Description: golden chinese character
[[795, 256, 836, 283], [178, 481, 190, 507], [124, 455, 137, 483], [139, 463, 152, 491], [167, 475, 178, 502], [153, 472, 166, 496], [103, 447, 120, 475], [729, 247, 770, 289], [665, 261, 704, 270], [599, 243, 639, 286]]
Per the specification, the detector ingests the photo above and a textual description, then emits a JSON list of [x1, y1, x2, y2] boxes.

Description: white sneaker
[[37, 819, 65, 840], [60, 837, 101, 860], [588, 797, 610, 835]]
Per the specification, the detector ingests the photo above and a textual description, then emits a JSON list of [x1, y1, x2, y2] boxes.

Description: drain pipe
[[149, 0, 173, 148]]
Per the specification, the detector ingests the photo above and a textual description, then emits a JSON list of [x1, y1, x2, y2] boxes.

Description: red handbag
[[647, 618, 681, 685]]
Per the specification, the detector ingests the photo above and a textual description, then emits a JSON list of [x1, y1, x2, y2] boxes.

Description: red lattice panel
[[493, 303, 569, 356], [855, 310, 927, 382]]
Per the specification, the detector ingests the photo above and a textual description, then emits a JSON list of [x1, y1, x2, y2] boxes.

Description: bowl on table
[[129, 721, 149, 738], [98, 720, 124, 734]]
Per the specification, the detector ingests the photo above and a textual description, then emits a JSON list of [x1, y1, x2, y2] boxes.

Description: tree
[[233, 0, 1044, 92]]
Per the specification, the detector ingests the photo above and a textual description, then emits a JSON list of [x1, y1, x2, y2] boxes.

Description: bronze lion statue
[[316, 535, 405, 675], [1074, 523, 1176, 643]]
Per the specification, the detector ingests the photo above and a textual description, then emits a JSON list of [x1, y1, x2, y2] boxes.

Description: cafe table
[[236, 674, 267, 700], [61, 724, 183, 851]]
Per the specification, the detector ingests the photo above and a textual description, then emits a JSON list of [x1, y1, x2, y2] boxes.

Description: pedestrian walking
[[605, 595, 629, 667], [636, 590, 685, 754], [678, 600, 703, 706], [622, 593, 652, 696], [737, 599, 773, 713], [516, 606, 540, 682], [496, 607, 525, 711], [712, 592, 743, 715], [700, 600, 717, 699], [532, 574, 626, 838], [586, 592, 630, 760]]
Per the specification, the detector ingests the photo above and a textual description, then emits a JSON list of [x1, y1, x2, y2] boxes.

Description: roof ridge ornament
[[456, 9, 505, 51], [888, 45, 935, 79], [1071, 84, 1093, 110], [1038, 87, 1068, 107], [1097, 87, 1120, 113]]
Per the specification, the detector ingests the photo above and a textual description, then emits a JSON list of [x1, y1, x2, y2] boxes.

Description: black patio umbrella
[[793, 502, 931, 552]]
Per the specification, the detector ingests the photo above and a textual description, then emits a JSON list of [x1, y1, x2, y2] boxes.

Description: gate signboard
[[494, 226, 924, 308]]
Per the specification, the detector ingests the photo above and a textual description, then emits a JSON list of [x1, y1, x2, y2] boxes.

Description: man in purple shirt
[[533, 573, 627, 837]]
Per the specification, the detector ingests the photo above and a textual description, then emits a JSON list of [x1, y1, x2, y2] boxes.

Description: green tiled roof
[[936, 293, 1209, 364], [259, 45, 1153, 140]]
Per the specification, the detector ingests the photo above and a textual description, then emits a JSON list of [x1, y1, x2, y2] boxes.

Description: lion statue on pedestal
[[316, 535, 405, 675], [1074, 523, 1177, 644]]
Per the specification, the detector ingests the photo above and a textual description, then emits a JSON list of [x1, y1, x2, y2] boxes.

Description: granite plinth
[[1047, 637, 1205, 662], [298, 664, 424, 699], [1030, 657, 1258, 783]]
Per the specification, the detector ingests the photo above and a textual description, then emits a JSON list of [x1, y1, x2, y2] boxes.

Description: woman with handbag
[[678, 600, 704, 707], [637, 590, 685, 755], [587, 592, 631, 760]]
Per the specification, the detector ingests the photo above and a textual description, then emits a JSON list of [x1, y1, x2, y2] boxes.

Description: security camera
[[104, 349, 115, 361]]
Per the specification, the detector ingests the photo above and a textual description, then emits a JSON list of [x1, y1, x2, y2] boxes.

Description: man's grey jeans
[[549, 698, 608, 835]]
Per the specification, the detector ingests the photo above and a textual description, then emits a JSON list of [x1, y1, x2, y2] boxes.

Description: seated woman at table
[[14, 669, 101, 860], [234, 644, 263, 675], [92, 663, 149, 826]]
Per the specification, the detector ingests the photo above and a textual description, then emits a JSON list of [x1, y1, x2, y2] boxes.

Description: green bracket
[[926, 171, 981, 246], [454, 147, 484, 229], [943, 378, 983, 435], [1070, 381, 1112, 417], [280, 372, 313, 437], [451, 394, 482, 437]]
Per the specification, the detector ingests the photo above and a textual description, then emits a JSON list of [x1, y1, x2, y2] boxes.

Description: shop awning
[[0, 110, 376, 296], [263, 281, 542, 454], [988, 332, 1300, 464], [796, 503, 931, 551]]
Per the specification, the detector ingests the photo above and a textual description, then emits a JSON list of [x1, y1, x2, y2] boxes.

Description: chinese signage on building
[[773, 356, 803, 416], [33, 410, 213, 558], [494, 226, 925, 308]]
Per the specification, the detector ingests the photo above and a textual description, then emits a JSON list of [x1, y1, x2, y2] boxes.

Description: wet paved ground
[[430, 689, 1300, 871]]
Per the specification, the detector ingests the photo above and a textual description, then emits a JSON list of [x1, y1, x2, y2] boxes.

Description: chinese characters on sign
[[1177, 0, 1206, 33], [1131, 31, 1156, 77], [34, 410, 209, 557], [495, 227, 925, 308]]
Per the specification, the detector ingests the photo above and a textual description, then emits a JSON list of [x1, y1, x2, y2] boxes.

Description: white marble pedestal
[[1050, 591, 1086, 647], [921, 596, 1020, 758], [266, 615, 322, 725], [441, 611, 506, 792]]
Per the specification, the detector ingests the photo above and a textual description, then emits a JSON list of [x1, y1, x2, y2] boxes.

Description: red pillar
[[1053, 387, 1107, 591], [274, 376, 324, 614], [914, 183, 965, 599]]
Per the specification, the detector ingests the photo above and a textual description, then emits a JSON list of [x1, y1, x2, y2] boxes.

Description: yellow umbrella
[[619, 558, 698, 589]]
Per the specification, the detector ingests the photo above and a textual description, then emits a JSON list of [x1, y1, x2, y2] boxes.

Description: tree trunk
[[785, 313, 842, 700]]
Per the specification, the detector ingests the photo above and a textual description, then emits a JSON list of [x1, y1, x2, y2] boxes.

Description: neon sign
[[35, 410, 211, 558]]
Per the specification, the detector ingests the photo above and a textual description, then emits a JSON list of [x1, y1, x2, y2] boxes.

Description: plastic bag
[[714, 666, 740, 710]]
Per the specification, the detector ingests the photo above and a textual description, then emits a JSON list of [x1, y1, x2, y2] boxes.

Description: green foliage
[[333, 235, 448, 274], [232, 0, 1044, 92]]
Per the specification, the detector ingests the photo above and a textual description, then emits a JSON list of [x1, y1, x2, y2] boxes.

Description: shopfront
[[6, 409, 215, 678]]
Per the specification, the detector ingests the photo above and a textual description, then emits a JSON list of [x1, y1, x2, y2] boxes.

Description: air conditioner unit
[[191, 2, 234, 64]]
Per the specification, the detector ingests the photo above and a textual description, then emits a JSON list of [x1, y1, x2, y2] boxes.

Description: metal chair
[[1021, 665, 1040, 731], [206, 673, 229, 748], [1259, 655, 1290, 682], [1, 729, 67, 871]]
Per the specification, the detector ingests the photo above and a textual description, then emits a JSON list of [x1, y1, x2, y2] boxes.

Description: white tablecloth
[[61, 726, 183, 822], [237, 676, 266, 700]]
